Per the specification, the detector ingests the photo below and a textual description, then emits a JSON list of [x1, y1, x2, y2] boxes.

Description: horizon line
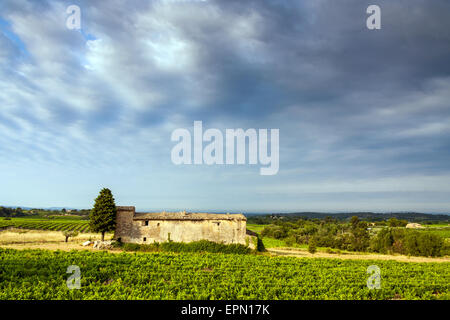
[[2, 204, 450, 215]]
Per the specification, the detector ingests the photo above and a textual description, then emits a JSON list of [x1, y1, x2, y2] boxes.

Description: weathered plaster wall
[[114, 207, 256, 249]]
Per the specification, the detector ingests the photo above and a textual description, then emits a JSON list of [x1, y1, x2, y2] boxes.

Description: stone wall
[[113, 206, 256, 249], [114, 206, 136, 243]]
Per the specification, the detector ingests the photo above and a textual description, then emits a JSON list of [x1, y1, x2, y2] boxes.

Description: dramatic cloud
[[0, 0, 449, 211]]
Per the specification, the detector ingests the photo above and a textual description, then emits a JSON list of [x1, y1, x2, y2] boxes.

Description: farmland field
[[247, 224, 287, 248], [246, 224, 266, 233], [0, 248, 448, 300], [0, 217, 90, 233], [419, 226, 450, 239]]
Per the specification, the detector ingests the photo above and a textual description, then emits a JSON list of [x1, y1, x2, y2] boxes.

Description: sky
[[1, 0, 450, 213]]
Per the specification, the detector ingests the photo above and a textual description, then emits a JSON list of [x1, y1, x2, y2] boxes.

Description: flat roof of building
[[133, 211, 246, 221]]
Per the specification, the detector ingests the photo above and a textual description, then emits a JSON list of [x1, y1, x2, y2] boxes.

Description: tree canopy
[[89, 188, 117, 241]]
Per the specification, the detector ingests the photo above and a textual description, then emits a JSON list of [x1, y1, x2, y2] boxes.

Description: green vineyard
[[0, 218, 90, 233], [0, 248, 448, 300]]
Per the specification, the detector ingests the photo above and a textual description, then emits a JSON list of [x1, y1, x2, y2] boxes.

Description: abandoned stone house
[[114, 206, 257, 249]]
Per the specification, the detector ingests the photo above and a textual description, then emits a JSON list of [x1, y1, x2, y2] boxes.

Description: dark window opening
[[144, 220, 149, 226], [143, 237, 147, 242]]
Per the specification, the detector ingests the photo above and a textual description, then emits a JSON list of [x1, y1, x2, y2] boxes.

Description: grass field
[[261, 237, 287, 248], [419, 227, 450, 239], [246, 224, 287, 248], [246, 223, 266, 233], [0, 248, 448, 300], [424, 224, 450, 228]]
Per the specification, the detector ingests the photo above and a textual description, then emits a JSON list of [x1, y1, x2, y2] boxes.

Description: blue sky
[[1, 0, 450, 213]]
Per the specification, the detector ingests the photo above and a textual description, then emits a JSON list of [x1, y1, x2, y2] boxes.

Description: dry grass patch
[[0, 228, 113, 245], [267, 248, 450, 263]]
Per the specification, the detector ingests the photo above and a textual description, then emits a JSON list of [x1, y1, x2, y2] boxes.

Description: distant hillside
[[246, 212, 450, 223]]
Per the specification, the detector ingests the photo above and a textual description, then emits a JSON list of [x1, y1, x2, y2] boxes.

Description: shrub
[[122, 243, 146, 252], [388, 218, 408, 227], [261, 225, 288, 239], [118, 240, 252, 254], [162, 240, 252, 254], [308, 239, 317, 254], [62, 230, 79, 242], [404, 232, 443, 257], [284, 236, 295, 247], [256, 236, 266, 252], [371, 228, 444, 257], [442, 241, 450, 256]]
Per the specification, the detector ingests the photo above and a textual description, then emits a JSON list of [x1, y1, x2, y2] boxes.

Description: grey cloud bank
[[171, 121, 279, 175], [0, 0, 449, 212]]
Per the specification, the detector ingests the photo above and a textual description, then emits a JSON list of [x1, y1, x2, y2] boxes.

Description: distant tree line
[[0, 206, 91, 218], [371, 228, 444, 257], [247, 212, 450, 224], [260, 216, 448, 257], [0, 207, 25, 217]]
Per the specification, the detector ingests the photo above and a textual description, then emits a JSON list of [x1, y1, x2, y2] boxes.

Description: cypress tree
[[89, 188, 117, 241]]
